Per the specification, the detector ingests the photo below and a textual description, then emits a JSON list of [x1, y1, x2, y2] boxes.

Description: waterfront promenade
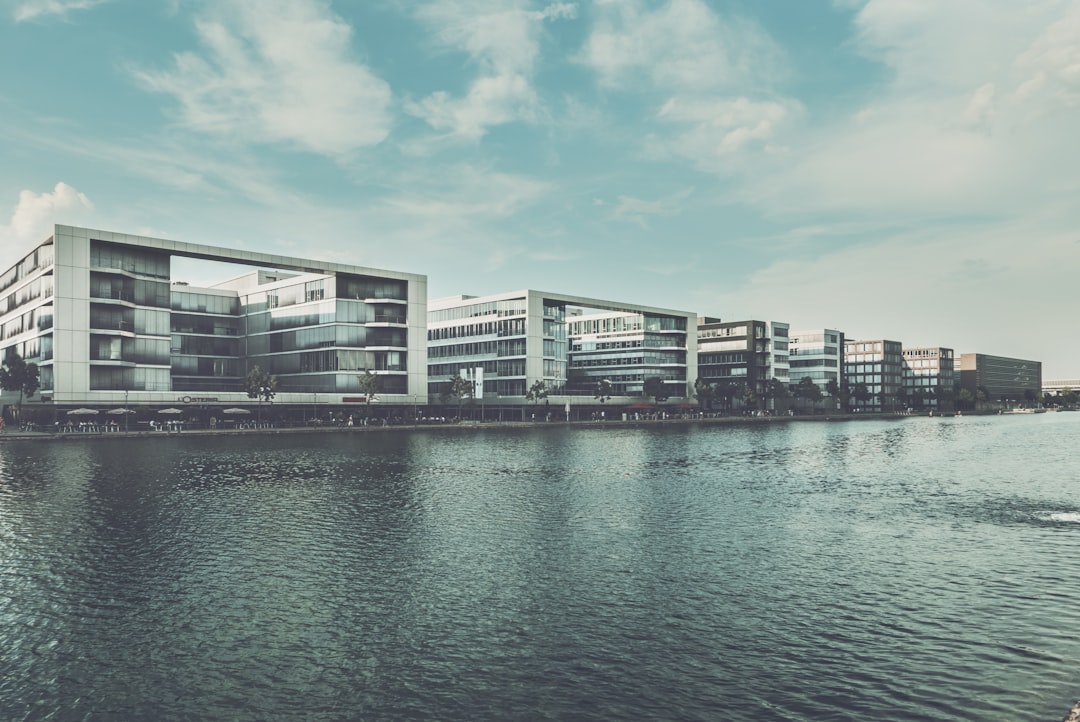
[[0, 411, 918, 442]]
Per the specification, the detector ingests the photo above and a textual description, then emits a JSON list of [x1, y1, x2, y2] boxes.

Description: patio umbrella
[[67, 408, 99, 415], [107, 408, 136, 415], [222, 408, 250, 414], [157, 408, 183, 415]]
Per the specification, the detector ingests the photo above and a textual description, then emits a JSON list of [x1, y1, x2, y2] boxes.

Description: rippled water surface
[[2, 414, 1080, 720]]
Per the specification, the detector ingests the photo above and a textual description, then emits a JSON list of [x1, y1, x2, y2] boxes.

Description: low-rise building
[[0, 225, 428, 415], [788, 328, 844, 409], [844, 338, 903, 413], [696, 318, 789, 411], [427, 290, 696, 410], [901, 347, 956, 412], [959, 353, 1042, 408]]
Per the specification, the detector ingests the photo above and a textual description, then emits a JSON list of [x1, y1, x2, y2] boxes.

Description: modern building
[[844, 338, 903, 413], [427, 290, 696, 409], [901, 346, 956, 412], [568, 309, 695, 399], [959, 353, 1042, 408], [0, 225, 427, 415], [788, 329, 845, 408], [696, 318, 789, 411]]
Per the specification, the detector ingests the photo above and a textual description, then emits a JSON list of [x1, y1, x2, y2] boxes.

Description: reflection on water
[[2, 414, 1080, 721]]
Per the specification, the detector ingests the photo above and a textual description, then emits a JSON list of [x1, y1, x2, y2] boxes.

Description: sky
[[1, 0, 1078, 377]]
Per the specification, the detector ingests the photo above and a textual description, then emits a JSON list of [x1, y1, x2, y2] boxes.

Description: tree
[[793, 376, 821, 414], [0, 350, 40, 422], [594, 379, 613, 405], [825, 378, 841, 413], [1023, 388, 1037, 408], [893, 385, 908, 413], [449, 373, 475, 418], [357, 370, 382, 402], [693, 378, 715, 412], [765, 378, 792, 414], [643, 376, 669, 406], [245, 365, 279, 422], [740, 382, 757, 413], [851, 382, 873, 410], [975, 385, 989, 412], [957, 387, 974, 411]]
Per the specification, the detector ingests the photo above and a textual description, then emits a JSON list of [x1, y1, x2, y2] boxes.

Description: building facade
[[844, 338, 903, 413], [788, 329, 844, 408], [901, 346, 955, 412], [959, 353, 1042, 408], [428, 290, 696, 407], [568, 309, 693, 399], [696, 318, 790, 411], [0, 225, 427, 412]]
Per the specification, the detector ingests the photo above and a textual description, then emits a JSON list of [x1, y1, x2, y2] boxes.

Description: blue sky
[[2, 0, 1078, 376]]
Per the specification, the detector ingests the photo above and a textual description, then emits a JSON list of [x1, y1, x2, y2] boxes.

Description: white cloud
[[649, 97, 799, 169], [135, 0, 392, 156], [13, 0, 107, 22], [1014, 6, 1080, 112], [0, 183, 94, 267], [736, 2, 1080, 223], [406, 0, 575, 140], [581, 0, 783, 92]]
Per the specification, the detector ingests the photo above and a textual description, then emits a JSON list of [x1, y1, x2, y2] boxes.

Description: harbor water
[[1, 413, 1079, 720]]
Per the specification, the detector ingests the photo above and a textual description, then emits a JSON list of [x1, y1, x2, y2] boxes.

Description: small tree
[[825, 378, 841, 413], [245, 365, 279, 422], [793, 376, 819, 414], [594, 379, 613, 405], [449, 373, 475, 419], [643, 376, 669, 407], [693, 378, 715, 412], [765, 378, 792, 415], [851, 382, 873, 410], [740, 382, 757, 413], [0, 351, 40, 423], [357, 370, 382, 403]]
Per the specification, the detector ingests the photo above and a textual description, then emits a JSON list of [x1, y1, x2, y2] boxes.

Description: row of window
[[0, 243, 53, 296], [1, 275, 53, 318], [90, 306, 170, 336], [429, 298, 528, 323], [2, 305, 52, 340], [90, 241, 170, 280], [428, 318, 527, 341]]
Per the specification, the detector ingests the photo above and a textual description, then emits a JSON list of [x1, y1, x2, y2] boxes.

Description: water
[[2, 413, 1079, 721]]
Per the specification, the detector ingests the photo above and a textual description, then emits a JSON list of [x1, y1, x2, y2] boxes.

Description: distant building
[[427, 290, 696, 408], [901, 347, 956, 412], [788, 328, 844, 409], [959, 353, 1042, 408], [0, 225, 428, 413], [696, 318, 789, 411], [844, 338, 904, 413], [1043, 379, 1080, 396]]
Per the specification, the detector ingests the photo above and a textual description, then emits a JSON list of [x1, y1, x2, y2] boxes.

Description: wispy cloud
[[14, 0, 108, 22], [405, 1, 576, 141], [581, 0, 784, 92], [133, 0, 392, 156]]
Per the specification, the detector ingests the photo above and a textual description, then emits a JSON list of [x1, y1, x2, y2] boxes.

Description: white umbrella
[[67, 408, 99, 415], [107, 408, 136, 415], [157, 408, 183, 415], [222, 408, 250, 414]]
